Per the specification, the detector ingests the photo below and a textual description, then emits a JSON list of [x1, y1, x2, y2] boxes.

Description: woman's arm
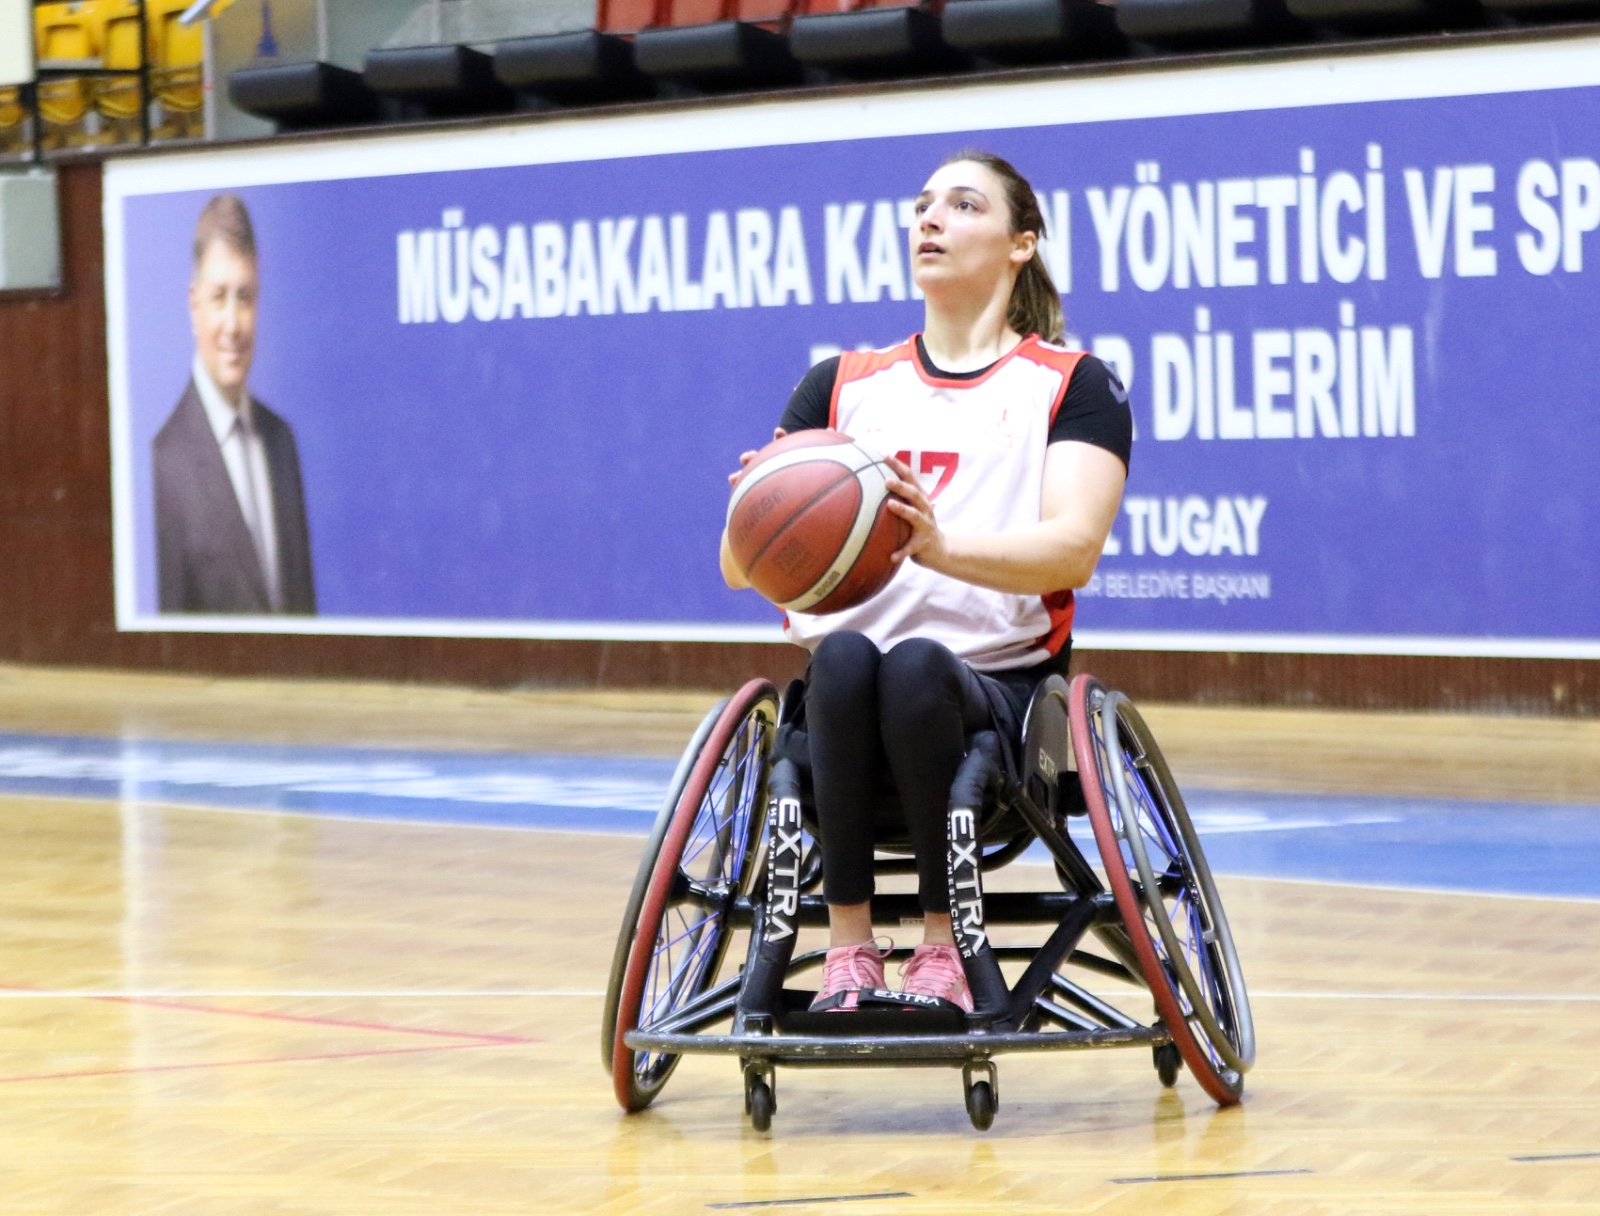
[[887, 440, 1126, 595]]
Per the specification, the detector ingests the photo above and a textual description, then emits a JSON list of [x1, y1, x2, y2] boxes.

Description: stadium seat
[[0, 87, 26, 158], [92, 0, 149, 144], [33, 1, 105, 149], [228, 62, 382, 130], [365, 45, 516, 118], [33, 2, 100, 66], [1114, 0, 1307, 48], [493, 0, 659, 106], [1285, 0, 1479, 32], [146, 0, 206, 140], [633, 0, 805, 92], [99, 0, 144, 71], [1479, 0, 1600, 20], [941, 0, 1125, 64], [789, 0, 972, 79]]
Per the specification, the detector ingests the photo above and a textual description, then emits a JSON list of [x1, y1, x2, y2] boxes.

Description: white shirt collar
[[192, 353, 253, 444]]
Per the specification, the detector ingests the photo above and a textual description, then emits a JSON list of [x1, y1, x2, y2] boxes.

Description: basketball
[[725, 429, 910, 615]]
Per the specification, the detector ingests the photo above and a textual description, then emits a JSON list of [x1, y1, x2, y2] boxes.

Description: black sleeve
[[1048, 355, 1133, 469], [777, 356, 839, 434]]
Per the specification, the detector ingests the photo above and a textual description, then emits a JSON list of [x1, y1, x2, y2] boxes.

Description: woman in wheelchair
[[720, 151, 1132, 1014]]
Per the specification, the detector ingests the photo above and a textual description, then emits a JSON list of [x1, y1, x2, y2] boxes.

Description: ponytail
[[939, 150, 1064, 343], [1008, 254, 1064, 346]]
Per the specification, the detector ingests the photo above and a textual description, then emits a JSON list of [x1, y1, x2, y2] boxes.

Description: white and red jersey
[[783, 335, 1086, 672]]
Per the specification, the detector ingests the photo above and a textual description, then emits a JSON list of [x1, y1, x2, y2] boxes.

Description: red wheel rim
[[1068, 674, 1243, 1107]]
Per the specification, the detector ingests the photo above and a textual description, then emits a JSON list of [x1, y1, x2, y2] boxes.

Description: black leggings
[[806, 631, 1022, 911]]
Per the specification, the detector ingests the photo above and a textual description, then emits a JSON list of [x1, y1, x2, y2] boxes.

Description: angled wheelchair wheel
[[608, 679, 777, 1112], [600, 695, 728, 1073], [1068, 675, 1255, 1106]]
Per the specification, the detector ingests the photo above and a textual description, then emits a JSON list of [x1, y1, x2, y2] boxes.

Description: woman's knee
[[879, 638, 964, 721], [807, 631, 880, 718]]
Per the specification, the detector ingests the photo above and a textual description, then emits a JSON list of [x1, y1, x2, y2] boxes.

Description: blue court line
[[0, 733, 675, 834], [1059, 794, 1600, 902], [0, 732, 1596, 900]]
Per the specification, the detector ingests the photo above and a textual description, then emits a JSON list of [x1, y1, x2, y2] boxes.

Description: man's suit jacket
[[154, 380, 316, 614]]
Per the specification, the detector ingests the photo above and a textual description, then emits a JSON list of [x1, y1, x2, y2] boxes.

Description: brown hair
[[938, 150, 1063, 343], [192, 194, 257, 271]]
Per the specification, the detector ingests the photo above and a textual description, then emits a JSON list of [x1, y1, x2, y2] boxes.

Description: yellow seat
[[151, 0, 211, 70], [32, 3, 106, 147], [34, 2, 101, 66], [148, 0, 216, 123], [88, 1, 144, 127], [0, 87, 26, 155], [100, 0, 145, 71], [37, 77, 92, 130]]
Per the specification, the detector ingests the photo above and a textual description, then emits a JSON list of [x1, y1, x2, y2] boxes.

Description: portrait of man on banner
[[154, 194, 316, 615]]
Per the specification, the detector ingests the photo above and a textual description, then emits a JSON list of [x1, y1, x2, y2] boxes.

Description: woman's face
[[909, 160, 1035, 298]]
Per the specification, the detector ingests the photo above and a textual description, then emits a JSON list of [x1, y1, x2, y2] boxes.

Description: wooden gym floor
[[0, 663, 1596, 1214]]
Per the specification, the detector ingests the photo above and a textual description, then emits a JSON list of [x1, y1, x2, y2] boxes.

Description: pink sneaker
[[809, 942, 888, 1011], [899, 944, 974, 1012]]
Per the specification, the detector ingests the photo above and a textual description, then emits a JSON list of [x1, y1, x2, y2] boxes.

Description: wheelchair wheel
[[609, 679, 778, 1112], [600, 695, 728, 1073], [1068, 675, 1255, 1106]]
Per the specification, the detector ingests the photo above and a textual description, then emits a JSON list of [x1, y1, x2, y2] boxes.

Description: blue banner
[[105, 35, 1600, 655]]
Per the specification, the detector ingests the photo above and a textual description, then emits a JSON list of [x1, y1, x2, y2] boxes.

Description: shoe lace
[[899, 946, 964, 996], [821, 941, 889, 994]]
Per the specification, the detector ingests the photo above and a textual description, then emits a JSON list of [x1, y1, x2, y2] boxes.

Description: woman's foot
[[899, 943, 974, 1012], [809, 941, 888, 1011]]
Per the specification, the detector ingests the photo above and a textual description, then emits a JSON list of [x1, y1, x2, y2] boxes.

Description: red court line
[[91, 994, 540, 1044], [0, 982, 540, 1045], [0, 1039, 514, 1086]]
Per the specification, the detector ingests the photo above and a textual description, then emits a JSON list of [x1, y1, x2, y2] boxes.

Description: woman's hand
[[728, 427, 787, 486], [884, 455, 947, 570], [886, 441, 1125, 596]]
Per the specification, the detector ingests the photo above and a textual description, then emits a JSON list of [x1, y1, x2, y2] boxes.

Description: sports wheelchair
[[601, 672, 1254, 1131]]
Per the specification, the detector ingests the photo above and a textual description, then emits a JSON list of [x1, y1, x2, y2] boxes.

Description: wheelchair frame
[[601, 672, 1254, 1131]]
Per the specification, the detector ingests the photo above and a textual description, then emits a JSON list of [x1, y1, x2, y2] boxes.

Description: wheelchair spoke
[[654, 908, 716, 956], [640, 904, 718, 1021], [682, 770, 744, 866], [680, 721, 763, 877], [643, 932, 698, 1024], [649, 973, 745, 1036], [645, 942, 711, 1027], [645, 908, 719, 1013]]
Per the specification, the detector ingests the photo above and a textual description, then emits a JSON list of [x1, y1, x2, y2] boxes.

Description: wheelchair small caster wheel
[[962, 1060, 997, 1131], [1154, 1043, 1182, 1088], [965, 1081, 996, 1131], [748, 1078, 775, 1132]]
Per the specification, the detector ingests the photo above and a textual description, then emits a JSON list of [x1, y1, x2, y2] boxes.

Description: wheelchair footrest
[[779, 987, 968, 1036]]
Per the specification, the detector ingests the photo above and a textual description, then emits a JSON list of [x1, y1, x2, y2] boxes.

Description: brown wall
[[1, 162, 1594, 714]]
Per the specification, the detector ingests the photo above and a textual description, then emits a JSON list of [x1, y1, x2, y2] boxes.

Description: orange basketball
[[725, 429, 910, 615]]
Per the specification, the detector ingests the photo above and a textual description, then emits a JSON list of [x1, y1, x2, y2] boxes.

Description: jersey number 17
[[894, 450, 960, 501]]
